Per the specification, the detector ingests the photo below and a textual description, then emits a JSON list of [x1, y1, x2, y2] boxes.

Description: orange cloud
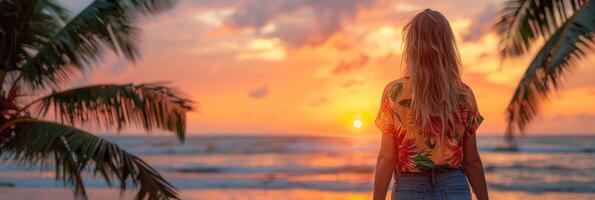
[[69, 0, 595, 136]]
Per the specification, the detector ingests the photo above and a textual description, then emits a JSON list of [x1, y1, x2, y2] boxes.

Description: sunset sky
[[63, 0, 595, 136]]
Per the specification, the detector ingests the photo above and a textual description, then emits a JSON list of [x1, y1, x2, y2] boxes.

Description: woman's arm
[[462, 133, 489, 200], [373, 132, 397, 200]]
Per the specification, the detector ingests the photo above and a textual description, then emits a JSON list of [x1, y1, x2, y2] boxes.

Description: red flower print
[[429, 117, 442, 134], [469, 113, 483, 132], [444, 139, 463, 167], [422, 116, 443, 148], [393, 128, 418, 172], [458, 102, 469, 124]]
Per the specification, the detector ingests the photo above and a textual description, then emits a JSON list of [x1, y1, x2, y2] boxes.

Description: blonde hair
[[402, 9, 463, 138]]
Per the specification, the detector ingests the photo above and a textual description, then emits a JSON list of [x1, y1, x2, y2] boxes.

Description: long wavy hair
[[402, 9, 463, 138]]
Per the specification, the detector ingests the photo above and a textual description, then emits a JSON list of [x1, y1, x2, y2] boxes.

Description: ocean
[[0, 135, 593, 200]]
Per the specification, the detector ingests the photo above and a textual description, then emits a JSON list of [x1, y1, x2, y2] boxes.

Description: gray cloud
[[248, 86, 269, 99], [182, 0, 240, 8], [263, 19, 316, 47], [226, 0, 308, 29], [333, 54, 370, 74], [226, 0, 382, 47], [341, 79, 364, 88], [462, 5, 496, 42]]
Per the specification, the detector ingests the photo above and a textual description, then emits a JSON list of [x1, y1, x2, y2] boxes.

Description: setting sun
[[353, 119, 363, 128]]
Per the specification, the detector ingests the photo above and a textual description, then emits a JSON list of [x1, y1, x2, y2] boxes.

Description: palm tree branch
[[495, 0, 588, 58], [506, 0, 594, 135], [0, 119, 179, 200], [16, 0, 176, 90], [24, 83, 193, 142], [0, 0, 68, 71]]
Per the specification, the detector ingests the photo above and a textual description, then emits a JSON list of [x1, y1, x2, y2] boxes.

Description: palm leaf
[[0, 119, 179, 200], [27, 83, 192, 142], [16, 0, 176, 90], [495, 0, 588, 58], [0, 0, 68, 71], [505, 0, 595, 135]]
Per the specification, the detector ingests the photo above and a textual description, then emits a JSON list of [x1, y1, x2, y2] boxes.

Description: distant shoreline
[[93, 133, 595, 138]]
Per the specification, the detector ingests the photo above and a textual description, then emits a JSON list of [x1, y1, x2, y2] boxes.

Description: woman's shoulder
[[381, 77, 410, 100], [383, 76, 410, 88], [459, 82, 476, 97], [458, 82, 479, 108], [460, 82, 472, 90]]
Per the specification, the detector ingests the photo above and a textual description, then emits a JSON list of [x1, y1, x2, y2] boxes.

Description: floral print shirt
[[375, 77, 483, 172]]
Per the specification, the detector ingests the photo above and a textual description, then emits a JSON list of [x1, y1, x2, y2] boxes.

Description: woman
[[372, 9, 489, 200]]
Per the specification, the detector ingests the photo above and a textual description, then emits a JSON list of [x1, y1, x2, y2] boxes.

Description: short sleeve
[[464, 87, 484, 136], [375, 83, 396, 135]]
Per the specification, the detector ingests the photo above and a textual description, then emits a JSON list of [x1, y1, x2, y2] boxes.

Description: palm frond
[[16, 0, 176, 90], [28, 83, 192, 142], [0, 0, 68, 71], [506, 0, 594, 135], [495, 0, 588, 58], [0, 119, 179, 200]]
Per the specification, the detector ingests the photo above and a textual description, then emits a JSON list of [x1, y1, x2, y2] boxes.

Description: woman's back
[[372, 8, 489, 200], [375, 77, 483, 173]]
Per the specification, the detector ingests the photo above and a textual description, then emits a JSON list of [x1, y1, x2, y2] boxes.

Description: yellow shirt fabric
[[375, 77, 483, 172]]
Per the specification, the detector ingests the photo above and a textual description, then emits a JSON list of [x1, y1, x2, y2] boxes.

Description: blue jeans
[[392, 168, 472, 200]]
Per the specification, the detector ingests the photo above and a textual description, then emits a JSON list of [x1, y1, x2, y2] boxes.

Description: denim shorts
[[392, 168, 471, 200]]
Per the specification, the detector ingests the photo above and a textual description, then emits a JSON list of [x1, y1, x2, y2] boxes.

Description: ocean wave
[[122, 140, 594, 156], [479, 145, 594, 153], [5, 177, 594, 193], [172, 180, 372, 191], [125, 142, 375, 155], [0, 178, 373, 191], [107, 136, 595, 155], [489, 182, 595, 193], [174, 163, 595, 176], [284, 139, 377, 154], [174, 165, 374, 174], [484, 164, 594, 172], [125, 144, 594, 155], [127, 145, 197, 155]]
